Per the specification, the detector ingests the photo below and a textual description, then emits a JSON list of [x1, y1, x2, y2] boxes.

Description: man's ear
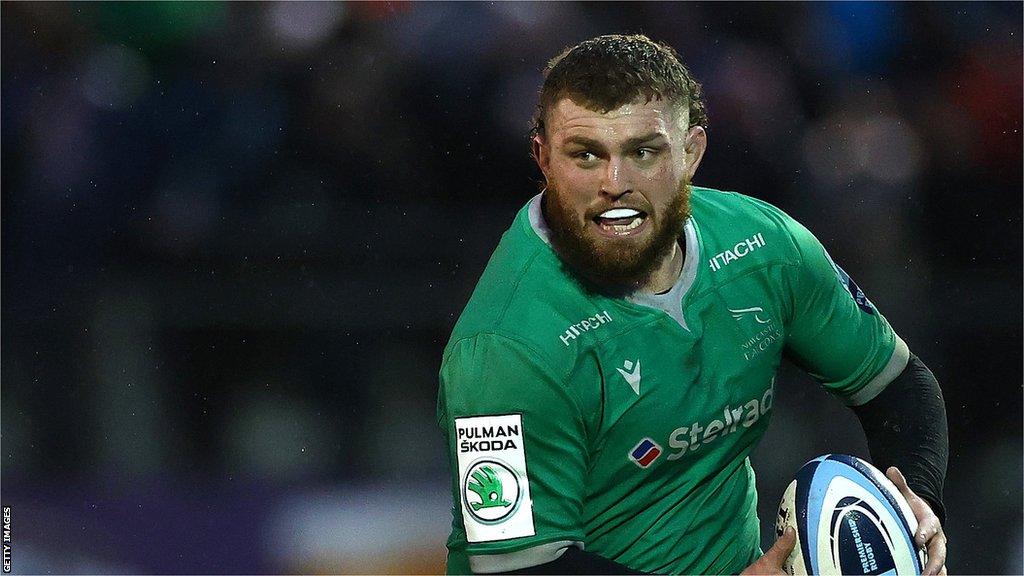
[[683, 125, 707, 181], [532, 135, 550, 180]]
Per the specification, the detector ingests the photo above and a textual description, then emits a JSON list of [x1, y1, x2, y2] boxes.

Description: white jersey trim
[[627, 219, 699, 332], [469, 540, 583, 573], [844, 335, 911, 406], [527, 193, 553, 246]]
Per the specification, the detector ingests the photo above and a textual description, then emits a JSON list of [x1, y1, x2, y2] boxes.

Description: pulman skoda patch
[[454, 414, 535, 542]]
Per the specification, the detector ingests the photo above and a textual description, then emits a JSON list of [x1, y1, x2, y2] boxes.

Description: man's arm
[[439, 333, 592, 574], [852, 353, 949, 525], [768, 205, 949, 575]]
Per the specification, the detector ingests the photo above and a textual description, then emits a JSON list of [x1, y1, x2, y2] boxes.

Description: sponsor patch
[[559, 310, 613, 347], [708, 232, 766, 271], [629, 438, 663, 468], [455, 414, 534, 542], [824, 251, 875, 315]]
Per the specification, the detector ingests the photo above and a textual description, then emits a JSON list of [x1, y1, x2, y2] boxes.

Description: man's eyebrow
[[561, 132, 668, 149], [621, 132, 668, 148], [561, 135, 603, 148]]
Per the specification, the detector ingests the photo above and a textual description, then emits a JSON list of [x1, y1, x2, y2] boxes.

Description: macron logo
[[616, 359, 642, 395]]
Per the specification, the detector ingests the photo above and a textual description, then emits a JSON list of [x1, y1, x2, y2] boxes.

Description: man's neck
[[643, 237, 685, 295]]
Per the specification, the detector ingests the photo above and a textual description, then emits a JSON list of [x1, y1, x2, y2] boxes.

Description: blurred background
[[1, 2, 1020, 574]]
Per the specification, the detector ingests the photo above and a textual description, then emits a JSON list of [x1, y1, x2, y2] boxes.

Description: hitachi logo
[[559, 310, 613, 346], [708, 233, 766, 271]]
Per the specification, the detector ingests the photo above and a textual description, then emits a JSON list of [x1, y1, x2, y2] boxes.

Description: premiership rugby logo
[[462, 459, 523, 524], [825, 253, 876, 315]]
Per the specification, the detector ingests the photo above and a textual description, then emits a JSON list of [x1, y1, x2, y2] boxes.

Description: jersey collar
[[527, 192, 554, 247]]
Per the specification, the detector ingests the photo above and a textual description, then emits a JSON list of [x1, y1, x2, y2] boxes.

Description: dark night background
[[1, 2, 1021, 574]]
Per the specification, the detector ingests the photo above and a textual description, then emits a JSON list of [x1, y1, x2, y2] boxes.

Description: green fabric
[[437, 187, 900, 574]]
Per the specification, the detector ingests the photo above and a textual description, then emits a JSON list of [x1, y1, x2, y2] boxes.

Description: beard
[[543, 178, 692, 296]]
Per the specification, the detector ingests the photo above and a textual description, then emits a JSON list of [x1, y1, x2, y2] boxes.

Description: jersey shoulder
[[443, 199, 626, 380], [690, 186, 812, 284]]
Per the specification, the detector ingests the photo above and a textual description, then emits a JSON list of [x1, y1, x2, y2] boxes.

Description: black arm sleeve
[[852, 353, 948, 525], [502, 547, 647, 575]]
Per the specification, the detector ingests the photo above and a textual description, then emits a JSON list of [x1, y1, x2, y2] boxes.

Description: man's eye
[[636, 148, 657, 159], [575, 151, 597, 162]]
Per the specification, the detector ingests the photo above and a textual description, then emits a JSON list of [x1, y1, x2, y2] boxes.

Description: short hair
[[531, 34, 708, 139]]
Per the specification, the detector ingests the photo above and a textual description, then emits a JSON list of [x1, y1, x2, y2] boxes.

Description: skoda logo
[[462, 459, 522, 524]]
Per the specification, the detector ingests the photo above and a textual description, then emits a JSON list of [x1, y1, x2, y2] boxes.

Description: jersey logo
[[616, 359, 642, 395], [629, 438, 663, 468], [665, 384, 774, 460], [455, 414, 535, 542], [827, 256, 876, 315], [464, 460, 519, 520], [559, 310, 613, 346], [732, 305, 783, 361], [729, 306, 772, 324], [708, 232, 766, 271]]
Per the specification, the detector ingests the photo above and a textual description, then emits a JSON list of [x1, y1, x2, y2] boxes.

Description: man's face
[[533, 97, 706, 292]]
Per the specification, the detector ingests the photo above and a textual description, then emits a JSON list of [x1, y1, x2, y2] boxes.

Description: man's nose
[[600, 157, 633, 200]]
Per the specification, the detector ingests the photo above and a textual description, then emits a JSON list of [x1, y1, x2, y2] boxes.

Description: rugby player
[[437, 35, 948, 575]]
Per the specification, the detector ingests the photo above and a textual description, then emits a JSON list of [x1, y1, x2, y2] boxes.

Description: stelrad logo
[[665, 385, 774, 460], [628, 438, 662, 468]]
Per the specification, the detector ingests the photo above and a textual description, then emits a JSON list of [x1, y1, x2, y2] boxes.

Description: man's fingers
[[884, 465, 946, 575], [739, 528, 796, 575], [766, 526, 796, 561], [886, 466, 914, 499], [887, 467, 934, 543], [922, 532, 947, 576], [915, 518, 941, 548]]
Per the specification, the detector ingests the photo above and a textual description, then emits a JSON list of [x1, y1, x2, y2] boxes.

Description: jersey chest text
[[589, 283, 785, 475]]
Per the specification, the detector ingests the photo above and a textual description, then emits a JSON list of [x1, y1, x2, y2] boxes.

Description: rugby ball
[[775, 454, 926, 575]]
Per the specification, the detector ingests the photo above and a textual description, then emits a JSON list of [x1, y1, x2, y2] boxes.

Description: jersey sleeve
[[438, 332, 588, 571], [782, 218, 910, 405]]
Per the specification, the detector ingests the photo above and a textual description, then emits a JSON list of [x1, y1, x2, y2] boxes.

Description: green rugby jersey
[[437, 187, 909, 575]]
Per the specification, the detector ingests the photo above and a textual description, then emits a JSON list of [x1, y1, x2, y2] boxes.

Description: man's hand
[[740, 526, 796, 575], [886, 467, 947, 576]]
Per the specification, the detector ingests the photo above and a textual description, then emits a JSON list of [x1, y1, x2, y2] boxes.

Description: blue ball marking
[[791, 454, 922, 575]]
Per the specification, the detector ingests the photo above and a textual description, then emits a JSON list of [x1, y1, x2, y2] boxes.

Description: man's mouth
[[593, 207, 649, 236]]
